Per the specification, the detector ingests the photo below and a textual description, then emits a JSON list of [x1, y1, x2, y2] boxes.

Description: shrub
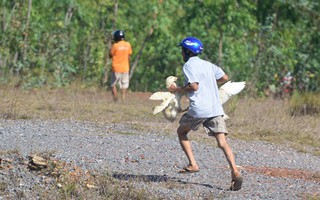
[[290, 92, 320, 116]]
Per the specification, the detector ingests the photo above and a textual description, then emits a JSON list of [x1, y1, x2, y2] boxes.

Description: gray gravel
[[0, 119, 319, 199]]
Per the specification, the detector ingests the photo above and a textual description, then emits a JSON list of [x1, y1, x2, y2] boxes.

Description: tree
[[0, 0, 319, 93]]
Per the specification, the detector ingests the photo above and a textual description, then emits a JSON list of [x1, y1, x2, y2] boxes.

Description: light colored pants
[[179, 113, 228, 135], [110, 72, 129, 89]]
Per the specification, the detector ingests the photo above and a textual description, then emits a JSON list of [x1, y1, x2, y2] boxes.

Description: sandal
[[230, 175, 243, 191], [178, 167, 199, 174]]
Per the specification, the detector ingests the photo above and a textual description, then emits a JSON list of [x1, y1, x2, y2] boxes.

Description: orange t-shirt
[[110, 40, 132, 73]]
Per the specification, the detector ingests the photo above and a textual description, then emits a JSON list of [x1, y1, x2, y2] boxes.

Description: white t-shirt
[[183, 56, 225, 118]]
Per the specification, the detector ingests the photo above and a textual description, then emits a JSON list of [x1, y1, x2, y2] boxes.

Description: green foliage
[[0, 0, 319, 93], [253, 0, 320, 93]]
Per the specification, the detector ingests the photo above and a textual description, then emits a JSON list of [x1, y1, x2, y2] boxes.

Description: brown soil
[[244, 166, 320, 182]]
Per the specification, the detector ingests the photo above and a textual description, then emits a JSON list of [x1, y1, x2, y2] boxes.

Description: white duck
[[149, 76, 182, 121], [149, 76, 245, 122]]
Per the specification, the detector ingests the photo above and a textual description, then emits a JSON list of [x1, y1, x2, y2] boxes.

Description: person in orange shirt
[[109, 30, 132, 102]]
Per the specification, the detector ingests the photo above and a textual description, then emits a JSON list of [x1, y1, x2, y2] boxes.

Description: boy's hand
[[168, 84, 177, 93]]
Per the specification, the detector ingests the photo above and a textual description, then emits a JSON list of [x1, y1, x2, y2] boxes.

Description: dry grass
[[1, 86, 320, 199], [0, 150, 159, 200], [226, 97, 320, 155], [0, 85, 175, 133], [1, 86, 319, 156]]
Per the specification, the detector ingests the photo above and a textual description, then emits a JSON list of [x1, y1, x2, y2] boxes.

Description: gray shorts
[[179, 113, 228, 135], [111, 72, 129, 89]]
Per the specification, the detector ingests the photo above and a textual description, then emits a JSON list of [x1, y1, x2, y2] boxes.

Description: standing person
[[168, 37, 243, 191], [281, 71, 295, 100], [109, 30, 132, 102]]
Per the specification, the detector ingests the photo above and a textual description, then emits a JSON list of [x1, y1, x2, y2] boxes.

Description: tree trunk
[[22, 0, 32, 62], [129, 10, 157, 80], [249, 30, 265, 94], [102, 0, 118, 85], [2, 2, 17, 32], [64, 6, 73, 26], [83, 33, 92, 80], [218, 30, 223, 67], [129, 26, 154, 79], [217, 8, 225, 67]]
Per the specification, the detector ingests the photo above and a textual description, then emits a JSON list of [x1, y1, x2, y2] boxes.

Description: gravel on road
[[1, 119, 319, 199]]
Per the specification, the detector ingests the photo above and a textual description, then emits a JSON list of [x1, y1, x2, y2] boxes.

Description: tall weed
[[290, 92, 320, 116]]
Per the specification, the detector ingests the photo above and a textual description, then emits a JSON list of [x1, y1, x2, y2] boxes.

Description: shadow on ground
[[112, 172, 225, 190]]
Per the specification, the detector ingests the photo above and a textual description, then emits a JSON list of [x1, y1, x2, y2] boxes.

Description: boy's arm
[[217, 74, 228, 84], [109, 44, 115, 58], [168, 82, 198, 93]]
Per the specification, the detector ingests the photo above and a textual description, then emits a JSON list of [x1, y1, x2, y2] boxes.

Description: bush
[[290, 92, 320, 116]]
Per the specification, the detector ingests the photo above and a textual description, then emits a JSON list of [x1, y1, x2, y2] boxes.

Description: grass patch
[[1, 87, 319, 198], [40, 161, 160, 200], [0, 149, 20, 155], [0, 86, 319, 156], [298, 193, 320, 200], [290, 92, 320, 116], [227, 97, 320, 155], [0, 150, 159, 200], [0, 86, 164, 123]]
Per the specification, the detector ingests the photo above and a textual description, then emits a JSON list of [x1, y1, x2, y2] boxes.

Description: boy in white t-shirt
[[168, 37, 243, 191]]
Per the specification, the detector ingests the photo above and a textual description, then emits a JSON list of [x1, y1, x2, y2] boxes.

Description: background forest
[[0, 0, 319, 94]]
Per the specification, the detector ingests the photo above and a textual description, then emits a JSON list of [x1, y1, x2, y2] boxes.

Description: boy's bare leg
[[111, 86, 118, 102], [121, 88, 127, 101], [214, 133, 243, 190], [177, 125, 199, 171], [214, 133, 240, 174]]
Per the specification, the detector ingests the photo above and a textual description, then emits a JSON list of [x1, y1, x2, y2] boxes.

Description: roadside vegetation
[[1, 1, 319, 93], [1, 1, 319, 199], [0, 149, 159, 200], [1, 85, 319, 155], [1, 86, 319, 199]]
